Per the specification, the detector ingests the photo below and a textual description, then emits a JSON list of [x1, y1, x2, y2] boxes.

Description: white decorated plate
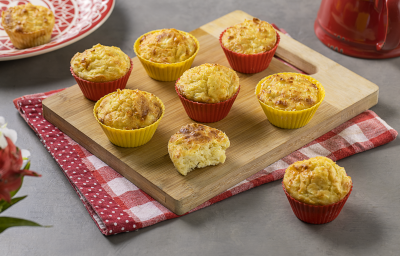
[[0, 0, 114, 61]]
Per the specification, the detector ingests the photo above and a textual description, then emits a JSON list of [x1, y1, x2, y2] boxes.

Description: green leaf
[[23, 161, 31, 170], [0, 196, 27, 213], [0, 216, 49, 233]]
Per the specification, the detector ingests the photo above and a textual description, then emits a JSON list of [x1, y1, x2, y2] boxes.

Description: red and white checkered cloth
[[13, 90, 397, 235]]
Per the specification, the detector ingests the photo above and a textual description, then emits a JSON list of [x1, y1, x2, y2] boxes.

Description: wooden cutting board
[[42, 10, 379, 215]]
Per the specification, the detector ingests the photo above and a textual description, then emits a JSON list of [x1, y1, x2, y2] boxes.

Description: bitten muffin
[[71, 44, 131, 82], [283, 156, 352, 206], [1, 3, 55, 49], [95, 89, 163, 130], [221, 18, 277, 54], [257, 73, 320, 111], [176, 63, 239, 103], [137, 28, 198, 64], [168, 123, 230, 176]]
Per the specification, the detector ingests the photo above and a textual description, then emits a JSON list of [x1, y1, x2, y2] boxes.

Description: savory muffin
[[283, 156, 352, 206], [1, 3, 55, 49], [221, 18, 277, 55], [257, 73, 320, 111], [95, 89, 163, 130], [71, 44, 131, 82], [176, 63, 239, 103], [168, 123, 230, 176], [137, 28, 198, 64]]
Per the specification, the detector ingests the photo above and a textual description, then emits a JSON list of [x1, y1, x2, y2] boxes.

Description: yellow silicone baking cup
[[93, 90, 166, 147], [255, 73, 325, 129], [133, 29, 200, 81]]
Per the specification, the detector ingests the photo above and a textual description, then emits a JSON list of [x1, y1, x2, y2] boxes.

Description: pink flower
[[0, 136, 40, 203]]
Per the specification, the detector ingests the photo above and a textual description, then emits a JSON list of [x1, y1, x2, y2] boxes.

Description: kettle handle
[[376, 0, 400, 51]]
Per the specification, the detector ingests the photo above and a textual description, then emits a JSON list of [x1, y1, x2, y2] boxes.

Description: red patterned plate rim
[[0, 0, 115, 61]]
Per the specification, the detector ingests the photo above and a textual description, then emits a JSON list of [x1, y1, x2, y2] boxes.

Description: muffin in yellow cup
[[1, 3, 55, 49], [255, 72, 325, 129], [133, 28, 200, 81], [93, 89, 165, 147]]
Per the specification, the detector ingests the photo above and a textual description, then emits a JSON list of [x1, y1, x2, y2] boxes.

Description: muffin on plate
[[1, 3, 55, 49], [93, 89, 165, 147], [255, 72, 325, 129], [168, 123, 230, 176], [282, 156, 353, 224], [219, 18, 280, 73], [134, 28, 200, 81], [175, 63, 240, 122], [70, 44, 133, 101]]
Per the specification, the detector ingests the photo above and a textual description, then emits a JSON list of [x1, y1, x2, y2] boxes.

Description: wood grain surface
[[42, 10, 379, 215]]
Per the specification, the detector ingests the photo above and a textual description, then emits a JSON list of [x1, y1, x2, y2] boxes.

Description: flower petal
[[2, 128, 17, 144], [21, 149, 30, 159], [0, 134, 7, 149]]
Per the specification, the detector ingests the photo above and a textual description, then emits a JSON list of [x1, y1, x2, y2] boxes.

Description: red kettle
[[314, 0, 400, 58]]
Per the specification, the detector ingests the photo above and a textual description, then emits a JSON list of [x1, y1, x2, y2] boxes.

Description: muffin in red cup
[[70, 44, 133, 101], [219, 18, 280, 74], [282, 156, 353, 224], [175, 63, 240, 123]]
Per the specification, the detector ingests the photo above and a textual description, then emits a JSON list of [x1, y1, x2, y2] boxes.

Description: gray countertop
[[1, 0, 399, 255]]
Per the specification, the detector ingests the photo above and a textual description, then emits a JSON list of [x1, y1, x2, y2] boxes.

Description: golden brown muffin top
[[95, 89, 163, 130], [137, 28, 198, 64], [222, 18, 277, 54], [169, 123, 229, 146], [257, 73, 319, 111], [168, 123, 230, 175], [176, 63, 239, 103], [1, 3, 55, 34], [283, 157, 352, 206], [71, 44, 131, 82]]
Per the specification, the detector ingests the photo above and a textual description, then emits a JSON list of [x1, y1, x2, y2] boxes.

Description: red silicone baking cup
[[70, 59, 133, 101], [219, 29, 280, 74], [175, 85, 240, 123], [282, 183, 353, 224]]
